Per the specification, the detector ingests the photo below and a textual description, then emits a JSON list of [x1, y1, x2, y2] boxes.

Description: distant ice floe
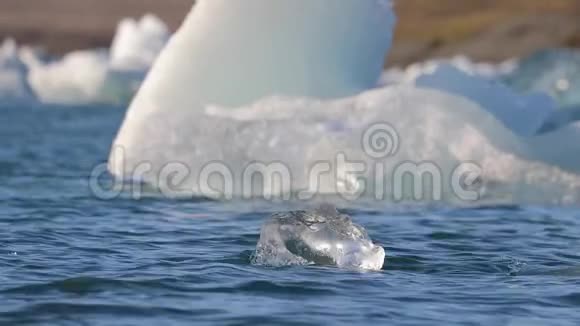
[[110, 14, 170, 72], [503, 49, 580, 108], [386, 62, 555, 136], [381, 52, 580, 134], [108, 0, 580, 205], [26, 49, 113, 105], [379, 55, 518, 86], [1, 14, 169, 106], [0, 39, 35, 102]]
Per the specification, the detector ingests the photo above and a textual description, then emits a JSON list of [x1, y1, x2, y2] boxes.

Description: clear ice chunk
[[252, 205, 385, 271]]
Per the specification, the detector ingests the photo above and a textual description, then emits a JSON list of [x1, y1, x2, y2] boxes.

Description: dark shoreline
[[1, 0, 579, 66]]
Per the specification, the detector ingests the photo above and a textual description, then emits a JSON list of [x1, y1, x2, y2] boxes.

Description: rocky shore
[[1, 0, 579, 66]]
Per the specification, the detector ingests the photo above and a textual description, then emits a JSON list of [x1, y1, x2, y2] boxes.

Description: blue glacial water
[[2, 104, 580, 326]]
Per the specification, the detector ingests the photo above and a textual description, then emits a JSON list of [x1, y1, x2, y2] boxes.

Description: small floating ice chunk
[[252, 205, 385, 271]]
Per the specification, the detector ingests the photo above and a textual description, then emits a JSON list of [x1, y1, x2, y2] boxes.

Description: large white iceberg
[[110, 83, 580, 204], [119, 0, 395, 111], [108, 0, 580, 205]]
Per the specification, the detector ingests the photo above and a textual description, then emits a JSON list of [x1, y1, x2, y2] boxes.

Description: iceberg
[[110, 14, 170, 71], [111, 0, 395, 184], [413, 64, 555, 136], [537, 106, 580, 134], [0, 39, 35, 102], [26, 14, 169, 105], [380, 57, 553, 136], [116, 0, 395, 111], [380, 55, 517, 86], [504, 49, 580, 108], [27, 49, 111, 105], [108, 0, 580, 205], [109, 83, 580, 204], [27, 49, 145, 105]]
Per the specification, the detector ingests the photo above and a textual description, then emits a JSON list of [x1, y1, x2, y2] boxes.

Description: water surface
[[1, 105, 580, 325]]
